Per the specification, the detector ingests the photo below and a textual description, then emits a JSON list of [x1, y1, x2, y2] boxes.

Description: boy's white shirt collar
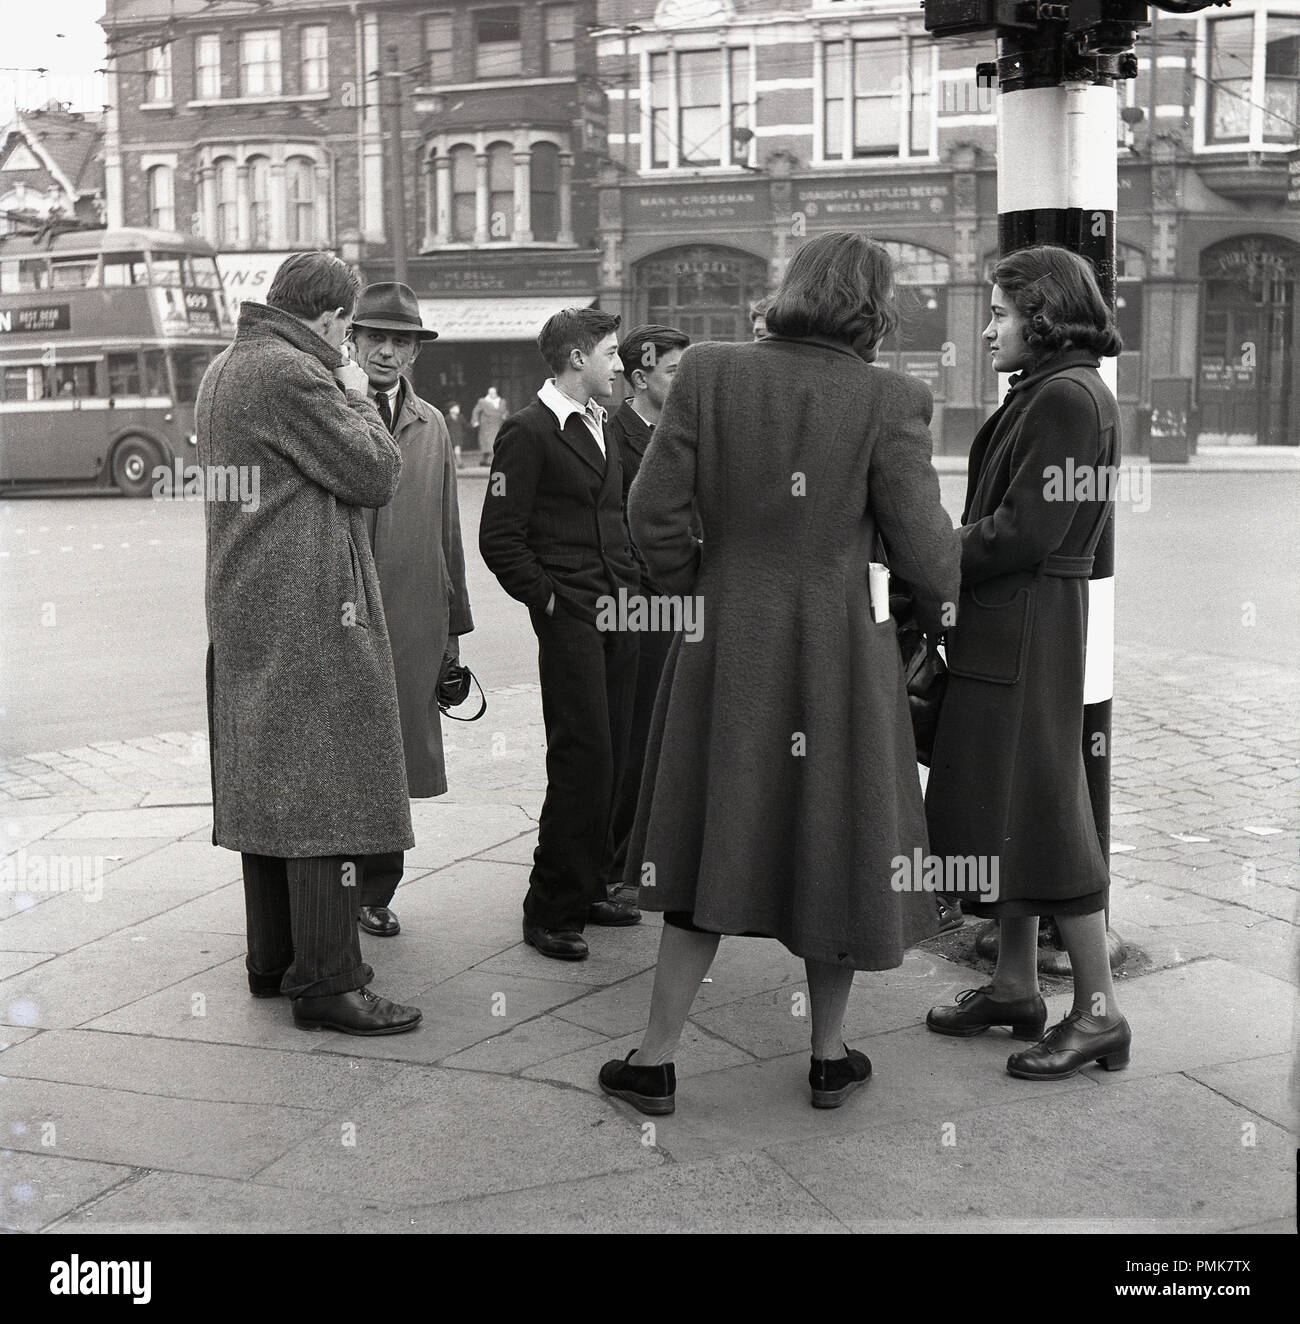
[[539, 377, 606, 428]]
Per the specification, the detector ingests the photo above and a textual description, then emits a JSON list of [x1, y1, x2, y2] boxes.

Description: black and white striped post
[[996, 29, 1123, 968], [925, 3, 1157, 969]]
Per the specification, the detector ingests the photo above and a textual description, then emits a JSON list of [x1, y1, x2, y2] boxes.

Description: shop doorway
[[1199, 236, 1299, 445], [635, 246, 769, 343]]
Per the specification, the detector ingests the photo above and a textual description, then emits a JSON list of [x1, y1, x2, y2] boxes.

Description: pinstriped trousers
[[241, 854, 373, 999]]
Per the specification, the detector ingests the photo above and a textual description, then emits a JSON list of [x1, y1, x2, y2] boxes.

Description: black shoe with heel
[[1006, 1011, 1131, 1080], [926, 986, 1047, 1041], [809, 1046, 872, 1108], [599, 1049, 676, 1115]]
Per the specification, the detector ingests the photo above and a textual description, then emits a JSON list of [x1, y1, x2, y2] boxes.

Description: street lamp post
[[384, 43, 408, 284]]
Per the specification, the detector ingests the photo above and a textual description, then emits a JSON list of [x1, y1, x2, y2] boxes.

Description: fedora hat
[[352, 282, 438, 340]]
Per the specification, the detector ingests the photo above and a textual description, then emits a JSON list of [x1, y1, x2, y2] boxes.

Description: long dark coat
[[925, 350, 1119, 916], [198, 301, 414, 858], [363, 382, 474, 798], [625, 338, 961, 970]]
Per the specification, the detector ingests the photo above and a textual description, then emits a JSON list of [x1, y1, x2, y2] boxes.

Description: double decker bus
[[0, 227, 234, 495]]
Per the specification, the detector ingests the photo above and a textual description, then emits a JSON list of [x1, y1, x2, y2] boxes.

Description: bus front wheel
[[111, 437, 161, 498]]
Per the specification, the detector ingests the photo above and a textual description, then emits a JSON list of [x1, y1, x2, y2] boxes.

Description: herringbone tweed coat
[[625, 337, 961, 970], [197, 301, 414, 858]]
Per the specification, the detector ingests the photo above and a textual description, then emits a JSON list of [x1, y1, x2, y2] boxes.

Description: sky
[[1, 0, 109, 119]]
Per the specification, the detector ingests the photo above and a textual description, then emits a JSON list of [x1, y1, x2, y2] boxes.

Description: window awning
[[417, 295, 595, 343]]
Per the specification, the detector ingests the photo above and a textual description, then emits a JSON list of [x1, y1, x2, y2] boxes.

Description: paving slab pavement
[[0, 641, 1295, 1234]]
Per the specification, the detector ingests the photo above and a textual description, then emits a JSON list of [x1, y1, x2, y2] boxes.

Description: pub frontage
[[592, 155, 1299, 455]]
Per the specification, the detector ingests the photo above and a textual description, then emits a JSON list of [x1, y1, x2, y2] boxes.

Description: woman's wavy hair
[[992, 245, 1122, 360], [765, 231, 899, 351]]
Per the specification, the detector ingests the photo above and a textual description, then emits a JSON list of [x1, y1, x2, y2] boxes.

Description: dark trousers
[[241, 853, 372, 999], [358, 851, 405, 908], [527, 602, 637, 932], [604, 624, 674, 899]]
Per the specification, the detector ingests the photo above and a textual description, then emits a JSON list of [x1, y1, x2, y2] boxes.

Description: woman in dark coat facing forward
[[925, 245, 1132, 1080], [597, 232, 960, 1115]]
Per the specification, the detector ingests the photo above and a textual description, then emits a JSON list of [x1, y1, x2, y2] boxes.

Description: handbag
[[436, 658, 487, 722], [873, 537, 948, 766]]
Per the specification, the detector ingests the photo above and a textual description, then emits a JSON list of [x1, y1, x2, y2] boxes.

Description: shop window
[[879, 242, 950, 354], [425, 13, 454, 82], [637, 246, 768, 342], [1115, 245, 1145, 351], [475, 9, 522, 79], [487, 142, 514, 239], [241, 30, 282, 97], [531, 143, 560, 241], [450, 145, 476, 240], [301, 26, 329, 93], [147, 164, 175, 231], [195, 34, 221, 99], [545, 5, 575, 76]]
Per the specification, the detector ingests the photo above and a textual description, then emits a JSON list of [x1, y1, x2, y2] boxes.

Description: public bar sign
[[0, 303, 71, 334], [630, 183, 770, 226], [795, 178, 952, 222]]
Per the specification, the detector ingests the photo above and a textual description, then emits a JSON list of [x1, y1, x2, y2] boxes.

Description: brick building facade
[[101, 0, 1300, 449]]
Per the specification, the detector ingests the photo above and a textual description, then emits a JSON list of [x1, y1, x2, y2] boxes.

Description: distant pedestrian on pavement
[[603, 323, 690, 907], [347, 283, 474, 940], [197, 250, 421, 1037], [445, 402, 469, 467], [479, 307, 642, 962], [598, 232, 960, 1116], [925, 245, 1131, 1079], [749, 293, 774, 341], [471, 385, 508, 463]]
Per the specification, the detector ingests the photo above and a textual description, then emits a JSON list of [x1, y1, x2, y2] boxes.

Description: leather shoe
[[587, 899, 641, 926], [357, 905, 400, 936], [523, 918, 589, 961], [926, 985, 1047, 1041], [1007, 1010, 1131, 1080], [599, 1049, 676, 1115], [809, 1045, 872, 1109], [291, 986, 421, 1035]]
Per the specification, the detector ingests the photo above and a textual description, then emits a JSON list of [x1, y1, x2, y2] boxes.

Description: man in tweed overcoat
[[197, 251, 422, 1036]]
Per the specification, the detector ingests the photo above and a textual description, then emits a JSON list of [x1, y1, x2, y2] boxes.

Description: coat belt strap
[[1042, 553, 1094, 578]]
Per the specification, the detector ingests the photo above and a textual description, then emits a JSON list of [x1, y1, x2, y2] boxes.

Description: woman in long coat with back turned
[[925, 245, 1132, 1081], [597, 232, 960, 1116]]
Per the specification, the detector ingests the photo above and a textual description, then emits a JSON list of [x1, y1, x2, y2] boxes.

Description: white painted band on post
[[1083, 575, 1115, 704], [998, 85, 1117, 213], [1065, 82, 1118, 212]]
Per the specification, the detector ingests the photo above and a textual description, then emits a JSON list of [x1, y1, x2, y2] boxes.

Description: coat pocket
[[343, 532, 372, 630], [945, 581, 1034, 685]]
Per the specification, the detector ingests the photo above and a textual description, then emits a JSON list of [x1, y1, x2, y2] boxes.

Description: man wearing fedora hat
[[348, 282, 475, 938]]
